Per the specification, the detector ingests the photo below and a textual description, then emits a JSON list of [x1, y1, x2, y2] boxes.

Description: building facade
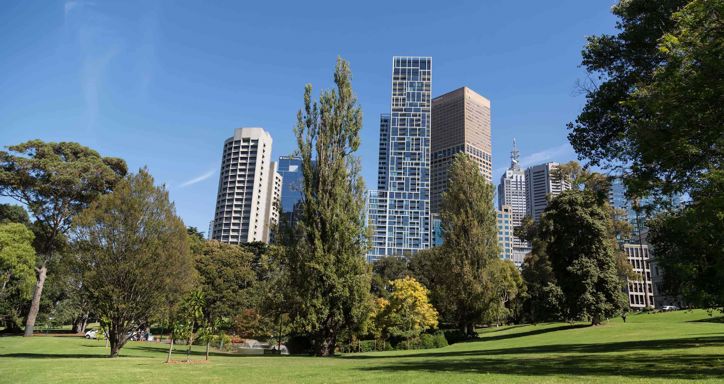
[[431, 87, 492, 214], [368, 56, 433, 259], [277, 155, 303, 228], [497, 205, 514, 263], [497, 139, 530, 265], [211, 127, 281, 244], [525, 162, 571, 221], [623, 244, 655, 308]]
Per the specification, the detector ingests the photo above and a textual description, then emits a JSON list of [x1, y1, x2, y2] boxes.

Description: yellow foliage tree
[[377, 276, 438, 342]]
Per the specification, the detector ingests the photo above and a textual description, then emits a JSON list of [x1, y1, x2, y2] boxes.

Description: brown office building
[[431, 87, 492, 213]]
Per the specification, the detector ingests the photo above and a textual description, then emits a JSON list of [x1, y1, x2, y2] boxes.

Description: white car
[[662, 305, 680, 311], [84, 329, 99, 339]]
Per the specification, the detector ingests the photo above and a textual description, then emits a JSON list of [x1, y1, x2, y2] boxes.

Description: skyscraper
[[368, 56, 432, 260], [277, 155, 303, 227], [211, 127, 281, 244], [431, 86, 492, 214], [525, 162, 571, 221], [497, 205, 514, 262], [498, 139, 529, 265]]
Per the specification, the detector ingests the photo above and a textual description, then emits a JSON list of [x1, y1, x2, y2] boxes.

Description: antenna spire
[[511, 138, 520, 170]]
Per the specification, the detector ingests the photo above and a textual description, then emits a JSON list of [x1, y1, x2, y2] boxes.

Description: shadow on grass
[[354, 352, 724, 380], [344, 336, 724, 360], [0, 353, 142, 359], [689, 316, 724, 324], [477, 324, 589, 343]]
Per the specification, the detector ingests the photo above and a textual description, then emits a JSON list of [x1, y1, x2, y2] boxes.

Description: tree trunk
[[166, 337, 174, 363], [591, 314, 602, 326], [205, 341, 210, 361], [186, 337, 192, 362], [79, 315, 89, 334], [109, 325, 128, 358], [314, 329, 336, 357], [71, 313, 89, 334], [71, 316, 81, 333], [23, 264, 47, 337]]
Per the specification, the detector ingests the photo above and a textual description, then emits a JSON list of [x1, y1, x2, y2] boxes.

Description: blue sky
[[0, 0, 617, 233]]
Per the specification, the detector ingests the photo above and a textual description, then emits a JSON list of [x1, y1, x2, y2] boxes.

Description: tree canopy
[[0, 140, 127, 336], [539, 190, 626, 325], [74, 169, 193, 357]]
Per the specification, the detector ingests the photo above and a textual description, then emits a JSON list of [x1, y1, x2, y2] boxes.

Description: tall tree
[[0, 140, 127, 336], [0, 223, 36, 331], [637, 0, 723, 308], [73, 169, 193, 357], [288, 57, 371, 356], [435, 153, 500, 335], [567, 0, 691, 198], [539, 191, 627, 325], [647, 170, 723, 307]]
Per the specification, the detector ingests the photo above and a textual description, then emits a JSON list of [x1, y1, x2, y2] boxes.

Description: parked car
[[662, 305, 680, 311], [84, 329, 98, 339]]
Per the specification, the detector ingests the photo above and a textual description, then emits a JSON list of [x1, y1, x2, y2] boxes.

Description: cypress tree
[[288, 57, 371, 356]]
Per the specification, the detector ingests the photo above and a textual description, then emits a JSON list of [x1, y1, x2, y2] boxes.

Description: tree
[[567, 0, 692, 198], [488, 260, 525, 326], [434, 153, 500, 335], [194, 240, 256, 320], [73, 169, 193, 357], [539, 191, 627, 325], [180, 290, 205, 362], [569, 0, 722, 306], [0, 204, 30, 226], [0, 140, 127, 336], [0, 223, 36, 331], [376, 276, 438, 346], [288, 57, 371, 356], [647, 170, 723, 308], [371, 256, 410, 297], [519, 246, 564, 323]]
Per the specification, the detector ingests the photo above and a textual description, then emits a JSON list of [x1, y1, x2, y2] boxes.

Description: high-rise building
[[497, 205, 514, 263], [623, 244, 654, 308], [431, 87, 492, 213], [498, 139, 530, 265], [368, 56, 432, 260], [525, 162, 571, 221], [211, 127, 281, 244], [277, 155, 303, 227], [377, 114, 390, 191]]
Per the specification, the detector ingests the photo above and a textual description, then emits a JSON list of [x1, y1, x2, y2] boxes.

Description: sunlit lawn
[[1, 309, 722, 383]]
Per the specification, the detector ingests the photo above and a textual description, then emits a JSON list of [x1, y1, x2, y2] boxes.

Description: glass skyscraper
[[278, 156, 303, 213], [368, 56, 432, 261]]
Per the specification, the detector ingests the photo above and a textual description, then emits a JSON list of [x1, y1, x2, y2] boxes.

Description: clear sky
[[0, 0, 617, 234]]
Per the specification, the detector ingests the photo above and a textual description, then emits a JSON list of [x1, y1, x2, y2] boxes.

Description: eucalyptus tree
[[0, 140, 127, 336]]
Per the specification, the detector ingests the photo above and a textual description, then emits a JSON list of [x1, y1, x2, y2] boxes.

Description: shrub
[[419, 334, 435, 349]]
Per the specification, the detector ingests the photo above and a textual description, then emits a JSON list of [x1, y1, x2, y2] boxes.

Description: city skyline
[[0, 1, 616, 233]]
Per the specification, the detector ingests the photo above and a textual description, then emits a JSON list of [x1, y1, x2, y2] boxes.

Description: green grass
[[1, 310, 723, 383]]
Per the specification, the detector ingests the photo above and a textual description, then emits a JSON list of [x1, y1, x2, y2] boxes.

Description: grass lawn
[[1, 309, 722, 383]]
